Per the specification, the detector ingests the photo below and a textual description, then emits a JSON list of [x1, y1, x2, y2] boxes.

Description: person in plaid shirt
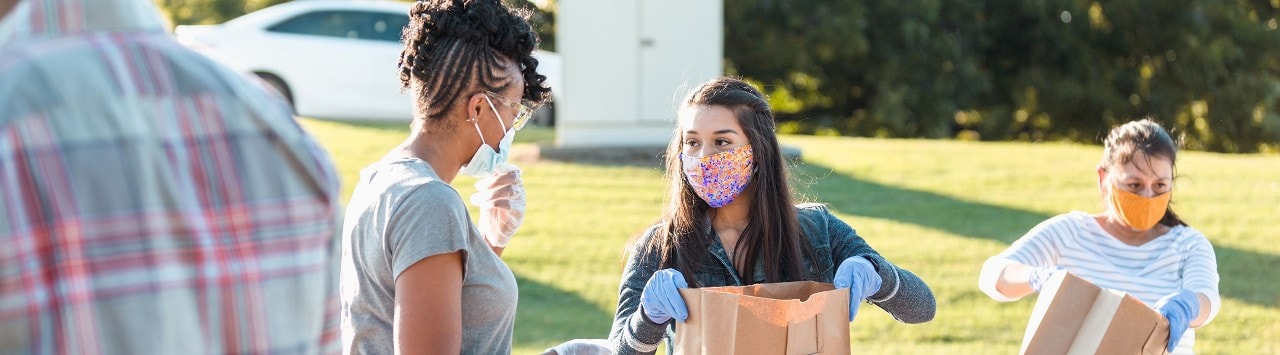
[[0, 0, 342, 353]]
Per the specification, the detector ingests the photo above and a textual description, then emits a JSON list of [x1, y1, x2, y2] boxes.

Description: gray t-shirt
[[340, 156, 518, 354]]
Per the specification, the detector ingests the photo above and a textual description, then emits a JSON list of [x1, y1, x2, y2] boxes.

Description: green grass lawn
[[300, 118, 1280, 354]]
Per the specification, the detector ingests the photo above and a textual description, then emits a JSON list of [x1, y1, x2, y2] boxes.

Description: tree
[[155, 0, 290, 27], [726, 0, 988, 138], [725, 0, 1280, 152]]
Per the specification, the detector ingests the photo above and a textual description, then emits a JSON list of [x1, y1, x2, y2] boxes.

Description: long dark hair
[[1098, 118, 1187, 227], [637, 77, 810, 286], [397, 0, 551, 121]]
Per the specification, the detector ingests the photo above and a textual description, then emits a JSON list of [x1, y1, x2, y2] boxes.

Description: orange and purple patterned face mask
[[681, 145, 754, 208]]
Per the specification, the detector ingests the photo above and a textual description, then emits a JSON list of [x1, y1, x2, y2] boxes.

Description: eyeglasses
[[484, 91, 536, 130]]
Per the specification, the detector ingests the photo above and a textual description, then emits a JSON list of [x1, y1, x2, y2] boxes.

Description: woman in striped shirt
[[978, 119, 1220, 354]]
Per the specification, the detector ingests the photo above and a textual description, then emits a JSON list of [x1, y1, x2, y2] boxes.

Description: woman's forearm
[[865, 255, 936, 323]]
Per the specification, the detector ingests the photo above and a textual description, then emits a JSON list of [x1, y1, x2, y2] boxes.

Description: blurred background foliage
[[155, 0, 290, 27], [727, 0, 1280, 153], [155, 0, 1280, 153]]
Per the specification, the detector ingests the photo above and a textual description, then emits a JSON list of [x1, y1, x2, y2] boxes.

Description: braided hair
[[398, 0, 551, 121]]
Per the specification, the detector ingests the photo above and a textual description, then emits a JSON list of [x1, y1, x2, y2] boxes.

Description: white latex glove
[[469, 163, 525, 247], [541, 339, 613, 355]]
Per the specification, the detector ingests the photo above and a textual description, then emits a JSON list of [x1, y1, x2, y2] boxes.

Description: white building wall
[[556, 0, 723, 148]]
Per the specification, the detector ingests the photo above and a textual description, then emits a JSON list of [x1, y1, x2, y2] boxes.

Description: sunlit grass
[[300, 118, 1280, 354]]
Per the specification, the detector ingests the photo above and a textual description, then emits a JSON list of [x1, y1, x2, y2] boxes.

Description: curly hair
[[398, 0, 551, 121]]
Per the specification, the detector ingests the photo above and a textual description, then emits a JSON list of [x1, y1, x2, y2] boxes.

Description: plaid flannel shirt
[[0, 0, 342, 353]]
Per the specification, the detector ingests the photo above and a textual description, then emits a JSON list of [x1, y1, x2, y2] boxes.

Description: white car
[[176, 0, 560, 122]]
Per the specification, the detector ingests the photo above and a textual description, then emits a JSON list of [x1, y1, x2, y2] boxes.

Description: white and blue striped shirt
[[980, 211, 1221, 354]]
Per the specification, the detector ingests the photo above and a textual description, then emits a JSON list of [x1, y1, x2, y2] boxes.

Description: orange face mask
[[1108, 185, 1171, 230]]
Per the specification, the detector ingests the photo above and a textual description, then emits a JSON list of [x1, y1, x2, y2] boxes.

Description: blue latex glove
[[1154, 290, 1200, 352], [833, 256, 883, 322], [1027, 265, 1064, 293], [640, 268, 689, 324]]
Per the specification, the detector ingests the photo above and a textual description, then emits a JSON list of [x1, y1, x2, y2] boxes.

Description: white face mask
[[459, 95, 515, 178]]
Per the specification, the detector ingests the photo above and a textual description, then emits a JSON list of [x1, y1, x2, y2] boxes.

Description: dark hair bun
[[399, 0, 551, 120], [413, 0, 533, 50]]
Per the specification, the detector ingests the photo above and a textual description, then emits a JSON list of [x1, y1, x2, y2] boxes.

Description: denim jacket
[[608, 203, 937, 354]]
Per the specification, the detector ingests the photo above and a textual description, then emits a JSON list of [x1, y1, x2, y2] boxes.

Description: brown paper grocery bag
[[674, 281, 850, 355]]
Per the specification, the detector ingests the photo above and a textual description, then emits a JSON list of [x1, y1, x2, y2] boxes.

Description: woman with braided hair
[[339, 0, 550, 353]]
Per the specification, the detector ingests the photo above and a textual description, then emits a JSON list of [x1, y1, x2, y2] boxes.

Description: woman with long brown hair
[[609, 77, 936, 354]]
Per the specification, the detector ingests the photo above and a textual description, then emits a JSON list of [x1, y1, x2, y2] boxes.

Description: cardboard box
[[675, 281, 850, 355], [1021, 272, 1170, 355]]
